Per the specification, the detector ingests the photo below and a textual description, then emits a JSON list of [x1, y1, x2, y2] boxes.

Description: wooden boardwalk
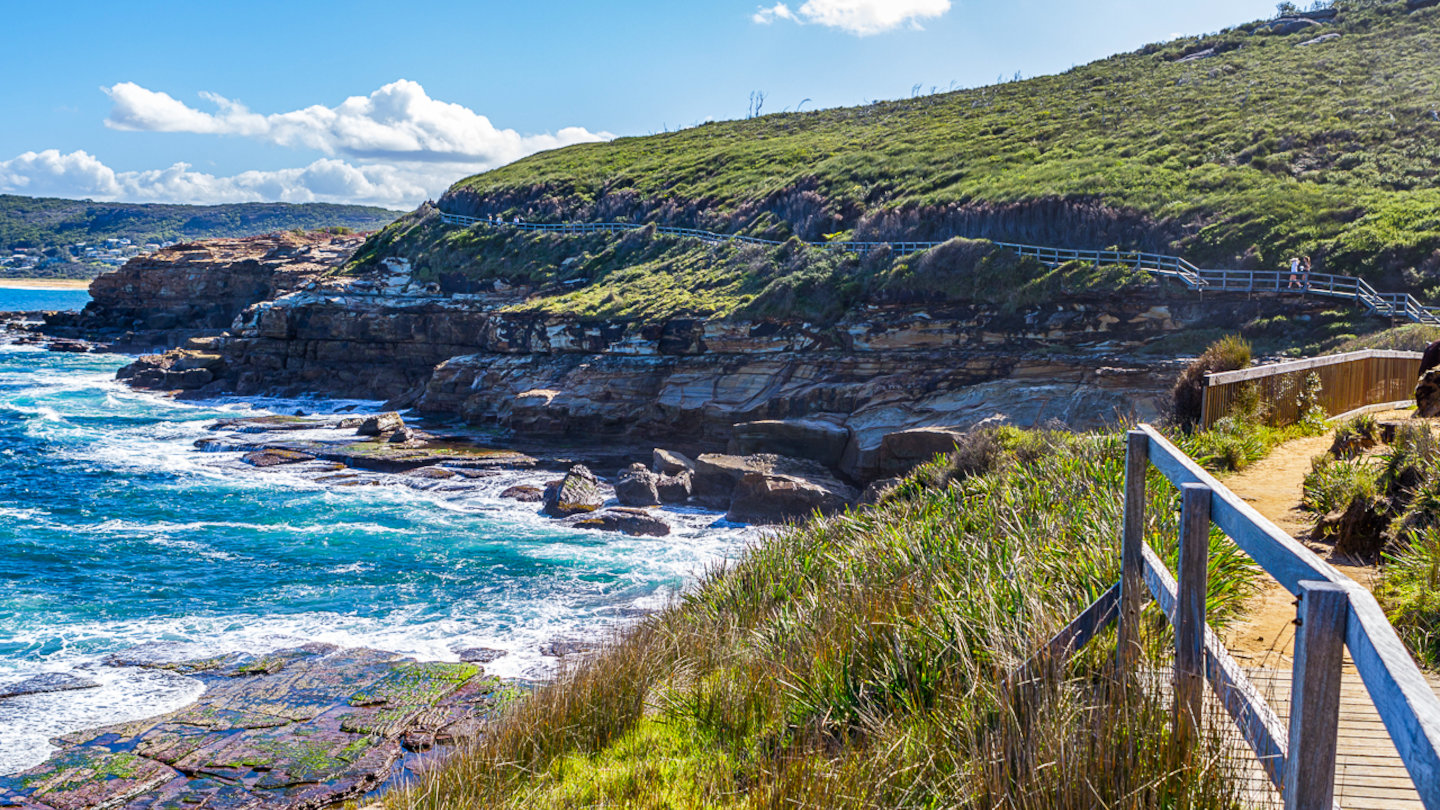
[[1230, 666, 1440, 809]]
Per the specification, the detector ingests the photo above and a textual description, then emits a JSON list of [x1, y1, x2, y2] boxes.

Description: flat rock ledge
[[0, 644, 502, 810]]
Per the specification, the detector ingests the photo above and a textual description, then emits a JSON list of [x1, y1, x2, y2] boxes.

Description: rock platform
[[0, 644, 503, 810]]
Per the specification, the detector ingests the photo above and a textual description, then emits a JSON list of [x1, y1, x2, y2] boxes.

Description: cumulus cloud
[[103, 79, 609, 165], [0, 149, 456, 208], [0, 79, 616, 207], [752, 0, 950, 35]]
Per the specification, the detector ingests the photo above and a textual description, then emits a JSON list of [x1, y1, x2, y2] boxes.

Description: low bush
[[1381, 527, 1440, 668], [1303, 454, 1381, 516], [1171, 335, 1252, 427]]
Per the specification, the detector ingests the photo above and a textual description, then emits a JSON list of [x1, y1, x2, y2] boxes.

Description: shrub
[[1380, 423, 1440, 498], [1303, 454, 1381, 515], [1172, 335, 1252, 427], [1380, 527, 1440, 668], [1330, 413, 1381, 459]]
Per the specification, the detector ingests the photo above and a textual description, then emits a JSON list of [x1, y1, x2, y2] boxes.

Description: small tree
[[1172, 335, 1253, 427]]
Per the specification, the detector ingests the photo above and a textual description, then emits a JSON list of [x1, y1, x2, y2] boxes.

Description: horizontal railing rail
[[439, 210, 1440, 325], [1032, 425, 1440, 807]]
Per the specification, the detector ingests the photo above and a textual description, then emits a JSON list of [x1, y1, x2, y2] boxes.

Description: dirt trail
[[1219, 431, 1379, 668]]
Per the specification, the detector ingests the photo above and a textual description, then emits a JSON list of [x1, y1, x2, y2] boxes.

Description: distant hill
[[414, 0, 1440, 303], [0, 195, 401, 279]]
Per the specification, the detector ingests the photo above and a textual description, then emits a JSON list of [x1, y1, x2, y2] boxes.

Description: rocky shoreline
[[2, 228, 1362, 809], [0, 643, 501, 810]]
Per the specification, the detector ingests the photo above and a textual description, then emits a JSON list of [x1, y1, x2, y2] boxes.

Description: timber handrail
[[1031, 425, 1440, 807], [438, 210, 1440, 326]]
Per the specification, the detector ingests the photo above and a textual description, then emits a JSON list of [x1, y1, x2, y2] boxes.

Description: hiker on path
[[1301, 256, 1312, 290], [1288, 257, 1301, 289]]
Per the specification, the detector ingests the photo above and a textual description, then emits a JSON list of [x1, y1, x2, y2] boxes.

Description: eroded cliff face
[[76, 239, 1283, 482], [139, 256, 1224, 480], [43, 232, 365, 351]]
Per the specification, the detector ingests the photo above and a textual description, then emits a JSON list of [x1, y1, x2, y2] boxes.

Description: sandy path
[[1216, 430, 1388, 669]]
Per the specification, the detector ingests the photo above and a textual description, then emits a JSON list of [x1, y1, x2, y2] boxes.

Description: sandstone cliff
[[69, 233, 1337, 485], [44, 232, 365, 351]]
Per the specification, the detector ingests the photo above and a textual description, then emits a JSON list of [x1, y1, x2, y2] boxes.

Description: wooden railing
[[438, 211, 1440, 326], [1201, 349, 1423, 429], [1045, 425, 1440, 808]]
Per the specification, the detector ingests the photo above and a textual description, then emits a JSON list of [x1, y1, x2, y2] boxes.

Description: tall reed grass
[[388, 430, 1261, 808]]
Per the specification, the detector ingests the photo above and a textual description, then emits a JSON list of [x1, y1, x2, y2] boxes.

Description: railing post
[[1175, 482, 1211, 750], [1117, 430, 1150, 675], [1283, 581, 1348, 810]]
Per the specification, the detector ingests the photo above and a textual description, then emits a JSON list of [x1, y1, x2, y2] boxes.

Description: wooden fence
[[1044, 425, 1440, 808], [1200, 349, 1423, 430]]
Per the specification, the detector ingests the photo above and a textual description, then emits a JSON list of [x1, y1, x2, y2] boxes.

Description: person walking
[[1288, 256, 1301, 289], [1301, 256, 1312, 290]]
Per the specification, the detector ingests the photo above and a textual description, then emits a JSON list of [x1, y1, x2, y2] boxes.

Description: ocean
[[0, 287, 749, 774]]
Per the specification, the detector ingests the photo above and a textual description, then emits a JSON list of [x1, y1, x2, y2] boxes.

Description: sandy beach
[[0, 279, 93, 291]]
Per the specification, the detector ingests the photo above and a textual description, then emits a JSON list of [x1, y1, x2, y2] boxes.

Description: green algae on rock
[[0, 645, 503, 810]]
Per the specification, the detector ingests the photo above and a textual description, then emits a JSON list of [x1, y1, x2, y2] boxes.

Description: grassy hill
[[349, 0, 1440, 322], [0, 195, 400, 278]]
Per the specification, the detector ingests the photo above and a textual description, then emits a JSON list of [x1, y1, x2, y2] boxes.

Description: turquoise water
[[0, 342, 745, 773], [0, 286, 91, 312]]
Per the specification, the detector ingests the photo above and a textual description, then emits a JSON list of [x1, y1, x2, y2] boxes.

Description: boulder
[[241, 448, 316, 468], [693, 453, 856, 510], [499, 484, 545, 503], [1416, 369, 1440, 417], [726, 470, 858, 525], [566, 507, 672, 537], [652, 448, 696, 476], [614, 463, 662, 507], [860, 476, 904, 505], [456, 647, 507, 664], [656, 471, 693, 504], [726, 419, 851, 468], [875, 427, 966, 478], [542, 465, 608, 516], [1262, 17, 1319, 35], [357, 412, 405, 436]]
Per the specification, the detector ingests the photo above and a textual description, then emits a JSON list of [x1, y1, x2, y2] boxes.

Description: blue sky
[[0, 0, 1278, 209]]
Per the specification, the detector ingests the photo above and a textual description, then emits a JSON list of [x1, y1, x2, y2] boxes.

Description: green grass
[[432, 1, 1440, 293], [384, 429, 1260, 809], [346, 209, 1166, 322]]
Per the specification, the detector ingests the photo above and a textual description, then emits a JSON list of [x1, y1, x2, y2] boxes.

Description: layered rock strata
[[44, 232, 365, 351]]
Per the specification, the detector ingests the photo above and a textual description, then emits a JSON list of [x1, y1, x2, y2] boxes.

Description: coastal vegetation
[[419, 1, 1440, 298], [387, 427, 1262, 808], [347, 208, 1163, 322], [1291, 412, 1440, 668]]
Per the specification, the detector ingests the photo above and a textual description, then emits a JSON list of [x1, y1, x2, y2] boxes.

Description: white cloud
[[103, 79, 609, 165], [0, 149, 460, 208], [753, 0, 950, 35], [0, 79, 617, 207], [753, 3, 796, 24]]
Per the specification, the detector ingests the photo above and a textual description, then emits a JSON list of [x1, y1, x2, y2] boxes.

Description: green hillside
[[403, 0, 1440, 303], [0, 195, 400, 278]]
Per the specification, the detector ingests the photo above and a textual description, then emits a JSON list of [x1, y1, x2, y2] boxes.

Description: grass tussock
[[387, 430, 1260, 809]]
